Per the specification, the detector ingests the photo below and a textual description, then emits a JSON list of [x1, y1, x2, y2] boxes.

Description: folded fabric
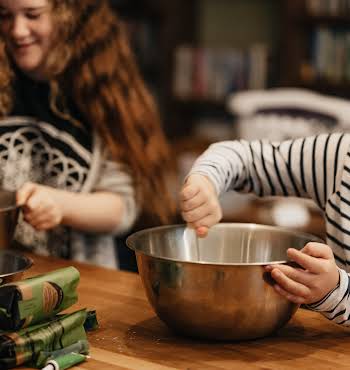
[[0, 267, 80, 331], [0, 309, 87, 369]]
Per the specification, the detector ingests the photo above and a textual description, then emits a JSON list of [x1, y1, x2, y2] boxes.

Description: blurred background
[[111, 0, 350, 268]]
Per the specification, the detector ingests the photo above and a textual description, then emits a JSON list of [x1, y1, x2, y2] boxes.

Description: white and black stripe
[[190, 133, 350, 326]]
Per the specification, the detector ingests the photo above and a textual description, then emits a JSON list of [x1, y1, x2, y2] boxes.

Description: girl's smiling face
[[0, 0, 55, 80]]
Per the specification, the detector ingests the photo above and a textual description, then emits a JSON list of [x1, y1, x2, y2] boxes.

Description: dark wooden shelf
[[280, 0, 350, 97], [298, 79, 350, 97], [109, 0, 162, 20], [300, 14, 350, 26], [172, 97, 230, 114]]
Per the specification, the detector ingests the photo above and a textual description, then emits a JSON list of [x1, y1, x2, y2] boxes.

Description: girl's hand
[[180, 174, 222, 237], [265, 242, 339, 305], [16, 182, 64, 231]]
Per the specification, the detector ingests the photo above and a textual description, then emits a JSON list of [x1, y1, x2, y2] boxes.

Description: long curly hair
[[0, 0, 176, 226]]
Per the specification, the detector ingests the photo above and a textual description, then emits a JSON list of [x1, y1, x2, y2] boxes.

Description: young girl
[[181, 134, 350, 325], [0, 0, 175, 268]]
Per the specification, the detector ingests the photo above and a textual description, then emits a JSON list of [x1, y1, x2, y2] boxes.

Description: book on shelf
[[306, 26, 350, 84], [248, 44, 268, 90], [173, 44, 268, 102], [173, 46, 194, 100]]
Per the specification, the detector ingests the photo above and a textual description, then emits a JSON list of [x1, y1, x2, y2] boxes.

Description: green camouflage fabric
[[0, 267, 80, 331], [0, 309, 87, 369]]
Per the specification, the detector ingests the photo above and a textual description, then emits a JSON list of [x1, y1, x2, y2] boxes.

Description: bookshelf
[[280, 0, 350, 97], [171, 0, 283, 139], [109, 0, 197, 138], [111, 0, 350, 141], [111, 0, 283, 139]]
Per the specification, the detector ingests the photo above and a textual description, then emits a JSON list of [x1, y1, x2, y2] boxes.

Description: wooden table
[[19, 254, 350, 370]]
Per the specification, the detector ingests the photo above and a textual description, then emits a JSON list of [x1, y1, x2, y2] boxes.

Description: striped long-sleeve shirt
[[189, 133, 350, 325]]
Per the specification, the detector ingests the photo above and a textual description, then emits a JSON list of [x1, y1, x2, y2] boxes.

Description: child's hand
[[16, 182, 64, 231], [265, 242, 339, 305], [180, 174, 222, 237]]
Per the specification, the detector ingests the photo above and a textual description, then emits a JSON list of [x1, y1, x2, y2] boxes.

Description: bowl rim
[[126, 222, 324, 266], [0, 250, 33, 278]]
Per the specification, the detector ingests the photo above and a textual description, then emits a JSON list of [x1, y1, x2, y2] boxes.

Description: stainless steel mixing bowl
[[0, 250, 33, 284], [127, 223, 322, 340]]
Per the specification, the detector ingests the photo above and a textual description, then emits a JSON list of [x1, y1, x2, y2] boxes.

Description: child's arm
[[16, 146, 138, 234], [181, 133, 350, 236], [188, 133, 350, 208], [17, 182, 132, 233]]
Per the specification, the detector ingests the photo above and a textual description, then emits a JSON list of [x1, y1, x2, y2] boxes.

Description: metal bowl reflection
[[0, 250, 33, 285], [127, 223, 322, 340]]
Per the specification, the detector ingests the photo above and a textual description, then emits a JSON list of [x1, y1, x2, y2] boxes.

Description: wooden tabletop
[[18, 253, 350, 370]]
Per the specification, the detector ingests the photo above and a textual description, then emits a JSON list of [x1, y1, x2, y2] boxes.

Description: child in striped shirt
[[180, 133, 350, 325]]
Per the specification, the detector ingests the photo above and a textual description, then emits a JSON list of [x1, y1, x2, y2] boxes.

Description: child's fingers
[[270, 268, 310, 299], [32, 220, 54, 231], [265, 263, 313, 287], [196, 226, 208, 238], [181, 191, 206, 212], [16, 182, 37, 206], [182, 203, 211, 223], [187, 206, 221, 236], [35, 222, 53, 231], [273, 283, 305, 304], [287, 247, 331, 274], [23, 199, 51, 217], [24, 208, 50, 225], [25, 192, 44, 212], [185, 224, 209, 238], [180, 183, 199, 202], [192, 212, 221, 230], [26, 209, 60, 231], [300, 242, 333, 259]]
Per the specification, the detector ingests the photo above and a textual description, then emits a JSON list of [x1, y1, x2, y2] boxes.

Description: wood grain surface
[[17, 253, 350, 370]]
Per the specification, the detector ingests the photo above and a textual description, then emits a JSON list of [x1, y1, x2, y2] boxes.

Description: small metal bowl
[[0, 250, 33, 285], [127, 223, 322, 341]]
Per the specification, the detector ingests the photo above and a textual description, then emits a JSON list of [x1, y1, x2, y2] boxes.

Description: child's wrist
[[54, 189, 76, 225]]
